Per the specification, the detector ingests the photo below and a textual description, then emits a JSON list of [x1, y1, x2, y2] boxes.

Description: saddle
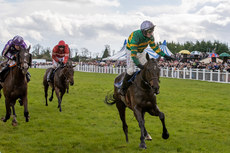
[[49, 65, 65, 82], [114, 71, 140, 89]]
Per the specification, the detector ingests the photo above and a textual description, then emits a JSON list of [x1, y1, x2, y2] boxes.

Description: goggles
[[58, 45, 65, 49], [146, 27, 154, 34]]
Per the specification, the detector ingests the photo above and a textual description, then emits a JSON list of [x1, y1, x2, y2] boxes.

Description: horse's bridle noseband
[[16, 51, 31, 70], [140, 67, 159, 89], [141, 74, 159, 90]]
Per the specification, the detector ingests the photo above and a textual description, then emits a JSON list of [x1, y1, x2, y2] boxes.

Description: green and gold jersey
[[126, 29, 165, 65]]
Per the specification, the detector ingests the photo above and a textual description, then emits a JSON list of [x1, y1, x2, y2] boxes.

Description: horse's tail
[[104, 90, 116, 105]]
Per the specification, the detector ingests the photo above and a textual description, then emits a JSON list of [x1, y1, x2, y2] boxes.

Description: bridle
[[138, 64, 160, 91], [16, 50, 31, 70], [141, 72, 159, 90], [59, 64, 72, 80]]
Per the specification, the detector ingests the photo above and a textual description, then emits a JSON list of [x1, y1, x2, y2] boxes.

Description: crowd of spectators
[[32, 52, 230, 72], [77, 52, 230, 72]]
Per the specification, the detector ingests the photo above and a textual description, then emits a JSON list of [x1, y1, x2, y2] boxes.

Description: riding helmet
[[12, 35, 24, 46], [140, 20, 156, 36]]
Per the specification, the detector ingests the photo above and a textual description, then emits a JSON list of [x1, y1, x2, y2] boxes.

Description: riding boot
[[0, 65, 10, 82], [47, 68, 54, 82], [26, 72, 31, 83], [120, 73, 132, 96]]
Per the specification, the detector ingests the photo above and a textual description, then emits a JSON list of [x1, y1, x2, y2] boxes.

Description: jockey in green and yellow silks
[[120, 20, 173, 96]]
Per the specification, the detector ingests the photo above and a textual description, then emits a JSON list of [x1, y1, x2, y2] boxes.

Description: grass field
[[0, 68, 230, 153]]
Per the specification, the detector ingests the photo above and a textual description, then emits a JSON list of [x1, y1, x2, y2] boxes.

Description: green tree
[[32, 44, 43, 58], [102, 45, 110, 58]]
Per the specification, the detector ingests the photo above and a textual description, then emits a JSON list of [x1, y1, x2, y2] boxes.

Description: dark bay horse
[[105, 54, 169, 149], [0, 46, 32, 126], [43, 61, 75, 112]]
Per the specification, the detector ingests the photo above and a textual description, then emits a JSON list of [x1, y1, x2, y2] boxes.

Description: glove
[[12, 56, 16, 61], [137, 64, 144, 70], [164, 55, 174, 61]]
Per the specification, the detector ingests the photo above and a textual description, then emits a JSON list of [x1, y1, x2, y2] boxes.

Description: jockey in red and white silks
[[47, 40, 70, 82], [52, 40, 69, 68]]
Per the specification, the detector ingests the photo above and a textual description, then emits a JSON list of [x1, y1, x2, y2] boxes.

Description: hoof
[[25, 114, 30, 122], [1, 117, 7, 122], [49, 97, 53, 102], [25, 118, 29, 122], [18, 99, 23, 106], [12, 120, 18, 126], [145, 134, 152, 141], [139, 143, 147, 149], [162, 132, 169, 139]]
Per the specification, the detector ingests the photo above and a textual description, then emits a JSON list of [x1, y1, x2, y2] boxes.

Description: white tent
[[102, 40, 173, 61], [145, 40, 173, 59], [102, 40, 127, 61], [200, 57, 223, 64]]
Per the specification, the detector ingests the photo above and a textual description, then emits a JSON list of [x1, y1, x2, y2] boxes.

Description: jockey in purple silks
[[0, 35, 31, 84]]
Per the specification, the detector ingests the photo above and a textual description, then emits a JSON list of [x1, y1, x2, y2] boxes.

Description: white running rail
[[35, 64, 230, 83]]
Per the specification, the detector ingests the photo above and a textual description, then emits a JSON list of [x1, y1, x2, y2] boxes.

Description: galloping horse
[[43, 61, 75, 112], [105, 54, 169, 149], [0, 46, 32, 126]]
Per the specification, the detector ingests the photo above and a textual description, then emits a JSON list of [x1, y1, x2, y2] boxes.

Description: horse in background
[[0, 46, 32, 126], [43, 61, 75, 112], [105, 54, 169, 149]]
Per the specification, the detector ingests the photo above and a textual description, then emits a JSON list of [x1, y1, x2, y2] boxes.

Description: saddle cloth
[[114, 70, 140, 89]]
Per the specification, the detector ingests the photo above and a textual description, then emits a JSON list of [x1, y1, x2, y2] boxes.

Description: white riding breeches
[[52, 57, 64, 68], [126, 49, 147, 75]]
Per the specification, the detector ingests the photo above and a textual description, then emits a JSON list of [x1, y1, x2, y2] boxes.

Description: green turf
[[0, 69, 230, 153]]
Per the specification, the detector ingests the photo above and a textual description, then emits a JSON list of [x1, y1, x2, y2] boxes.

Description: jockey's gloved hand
[[58, 61, 64, 65], [164, 55, 174, 61], [12, 56, 16, 61], [137, 64, 144, 70]]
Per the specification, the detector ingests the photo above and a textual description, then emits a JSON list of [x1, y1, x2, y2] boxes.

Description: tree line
[[31, 40, 230, 62], [164, 40, 229, 54]]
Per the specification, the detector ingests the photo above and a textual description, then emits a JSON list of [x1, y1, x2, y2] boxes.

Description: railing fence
[[35, 64, 230, 84]]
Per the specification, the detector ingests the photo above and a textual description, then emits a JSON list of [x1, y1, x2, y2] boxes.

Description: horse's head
[[142, 53, 161, 94], [16, 46, 32, 75], [61, 61, 75, 86]]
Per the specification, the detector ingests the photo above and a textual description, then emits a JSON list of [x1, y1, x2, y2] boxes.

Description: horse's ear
[[146, 53, 150, 61], [27, 45, 31, 52], [156, 55, 161, 62], [29, 53, 32, 67]]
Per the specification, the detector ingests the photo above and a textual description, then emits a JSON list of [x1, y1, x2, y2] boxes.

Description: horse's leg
[[49, 87, 54, 102], [12, 105, 17, 117], [44, 83, 49, 106], [134, 106, 147, 149], [142, 112, 152, 141], [2, 99, 11, 122], [22, 96, 29, 122], [12, 105, 18, 126], [152, 105, 169, 139], [116, 100, 128, 142], [54, 87, 62, 112], [66, 82, 69, 93], [59, 90, 65, 112]]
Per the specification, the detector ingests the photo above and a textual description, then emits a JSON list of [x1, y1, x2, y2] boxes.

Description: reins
[[133, 67, 159, 91]]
